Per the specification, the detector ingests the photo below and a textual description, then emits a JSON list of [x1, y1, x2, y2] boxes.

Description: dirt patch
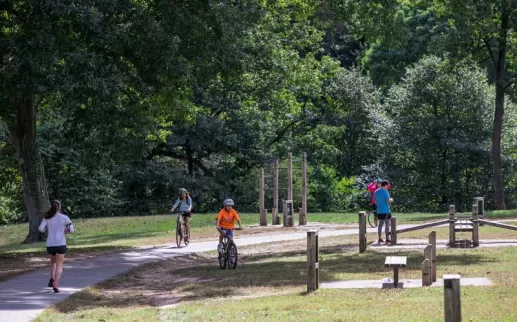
[[51, 235, 361, 314]]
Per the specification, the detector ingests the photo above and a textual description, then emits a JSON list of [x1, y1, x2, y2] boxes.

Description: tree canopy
[[1, 0, 517, 239]]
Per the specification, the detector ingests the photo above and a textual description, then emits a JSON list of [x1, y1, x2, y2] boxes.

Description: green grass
[[34, 237, 517, 322], [2, 211, 517, 282], [2, 211, 517, 253]]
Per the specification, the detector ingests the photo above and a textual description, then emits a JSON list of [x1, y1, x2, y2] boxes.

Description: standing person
[[216, 198, 242, 253], [374, 180, 393, 244], [171, 188, 193, 241], [367, 178, 391, 226], [38, 200, 74, 293]]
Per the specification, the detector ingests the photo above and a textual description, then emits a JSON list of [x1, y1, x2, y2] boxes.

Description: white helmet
[[223, 198, 234, 206]]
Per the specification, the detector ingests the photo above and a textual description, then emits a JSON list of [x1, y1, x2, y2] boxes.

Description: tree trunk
[[9, 96, 50, 243], [492, 5, 509, 210], [185, 140, 194, 177]]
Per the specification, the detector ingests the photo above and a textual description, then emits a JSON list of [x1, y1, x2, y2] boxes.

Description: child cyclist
[[216, 198, 242, 253], [171, 188, 193, 241]]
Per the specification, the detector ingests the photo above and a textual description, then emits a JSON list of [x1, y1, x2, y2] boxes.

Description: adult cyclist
[[171, 188, 193, 242]]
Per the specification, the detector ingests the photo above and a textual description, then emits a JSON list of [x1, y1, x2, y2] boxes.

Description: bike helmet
[[375, 178, 382, 183], [223, 198, 234, 206], [179, 188, 188, 194]]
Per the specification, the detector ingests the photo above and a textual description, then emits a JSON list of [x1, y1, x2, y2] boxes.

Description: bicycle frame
[[218, 228, 239, 269], [175, 212, 190, 247]]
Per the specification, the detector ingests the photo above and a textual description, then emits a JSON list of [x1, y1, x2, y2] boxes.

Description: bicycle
[[368, 210, 377, 228], [218, 228, 242, 269], [175, 212, 190, 247]]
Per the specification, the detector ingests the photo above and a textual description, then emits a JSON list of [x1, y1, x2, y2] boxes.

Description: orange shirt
[[216, 208, 240, 229]]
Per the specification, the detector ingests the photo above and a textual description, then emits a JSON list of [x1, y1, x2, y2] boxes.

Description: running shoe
[[378, 238, 384, 243], [53, 282, 60, 293], [48, 278, 54, 288]]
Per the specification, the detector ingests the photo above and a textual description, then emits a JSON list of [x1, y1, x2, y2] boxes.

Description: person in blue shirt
[[374, 180, 393, 243]]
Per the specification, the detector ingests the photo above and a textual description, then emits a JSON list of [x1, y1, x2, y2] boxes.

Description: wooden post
[[423, 245, 432, 286], [429, 231, 437, 282], [299, 152, 308, 225], [273, 159, 279, 225], [283, 199, 294, 227], [359, 211, 367, 253], [449, 204, 456, 248], [472, 203, 479, 247], [390, 216, 397, 245], [444, 274, 461, 322], [422, 259, 430, 287], [307, 230, 319, 292], [299, 207, 306, 225], [474, 197, 484, 220], [259, 168, 267, 226], [287, 152, 293, 201]]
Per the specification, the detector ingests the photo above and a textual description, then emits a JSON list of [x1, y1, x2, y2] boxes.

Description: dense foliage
[[1, 0, 517, 227]]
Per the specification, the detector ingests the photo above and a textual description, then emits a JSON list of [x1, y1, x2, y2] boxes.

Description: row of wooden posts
[[306, 230, 462, 321], [259, 152, 308, 227], [358, 197, 489, 251]]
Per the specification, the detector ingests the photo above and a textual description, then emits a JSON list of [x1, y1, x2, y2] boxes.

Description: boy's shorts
[[377, 213, 391, 220]]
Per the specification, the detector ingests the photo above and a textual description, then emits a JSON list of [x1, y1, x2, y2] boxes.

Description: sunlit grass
[[35, 238, 517, 322]]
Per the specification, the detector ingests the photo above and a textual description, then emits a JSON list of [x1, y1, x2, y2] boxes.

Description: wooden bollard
[[472, 203, 479, 247], [359, 212, 367, 253], [301, 152, 308, 225], [390, 216, 397, 244], [283, 200, 294, 227], [474, 197, 484, 220], [299, 207, 307, 225], [429, 231, 437, 282], [259, 168, 267, 226], [307, 230, 319, 292], [444, 274, 461, 322], [422, 259, 430, 286], [449, 205, 456, 247], [260, 209, 268, 226], [423, 245, 432, 286], [273, 159, 279, 225], [272, 210, 279, 225]]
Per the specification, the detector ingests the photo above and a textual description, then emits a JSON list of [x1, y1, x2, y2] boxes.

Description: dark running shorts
[[182, 212, 191, 218], [47, 245, 67, 255], [377, 213, 392, 220]]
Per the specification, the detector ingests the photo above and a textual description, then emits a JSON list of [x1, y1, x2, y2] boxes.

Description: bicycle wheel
[[183, 224, 190, 246], [176, 221, 183, 248], [218, 242, 227, 269], [367, 211, 376, 228], [228, 243, 238, 269]]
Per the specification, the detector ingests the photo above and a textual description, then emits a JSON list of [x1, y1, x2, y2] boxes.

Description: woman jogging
[[38, 200, 74, 293]]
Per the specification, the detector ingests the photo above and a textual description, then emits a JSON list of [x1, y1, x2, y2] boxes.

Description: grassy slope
[[34, 237, 517, 321], [2, 209, 517, 253], [2, 211, 517, 281]]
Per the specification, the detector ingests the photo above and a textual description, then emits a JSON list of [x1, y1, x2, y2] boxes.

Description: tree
[[0, 0, 182, 242], [425, 0, 517, 208], [388, 56, 494, 211]]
